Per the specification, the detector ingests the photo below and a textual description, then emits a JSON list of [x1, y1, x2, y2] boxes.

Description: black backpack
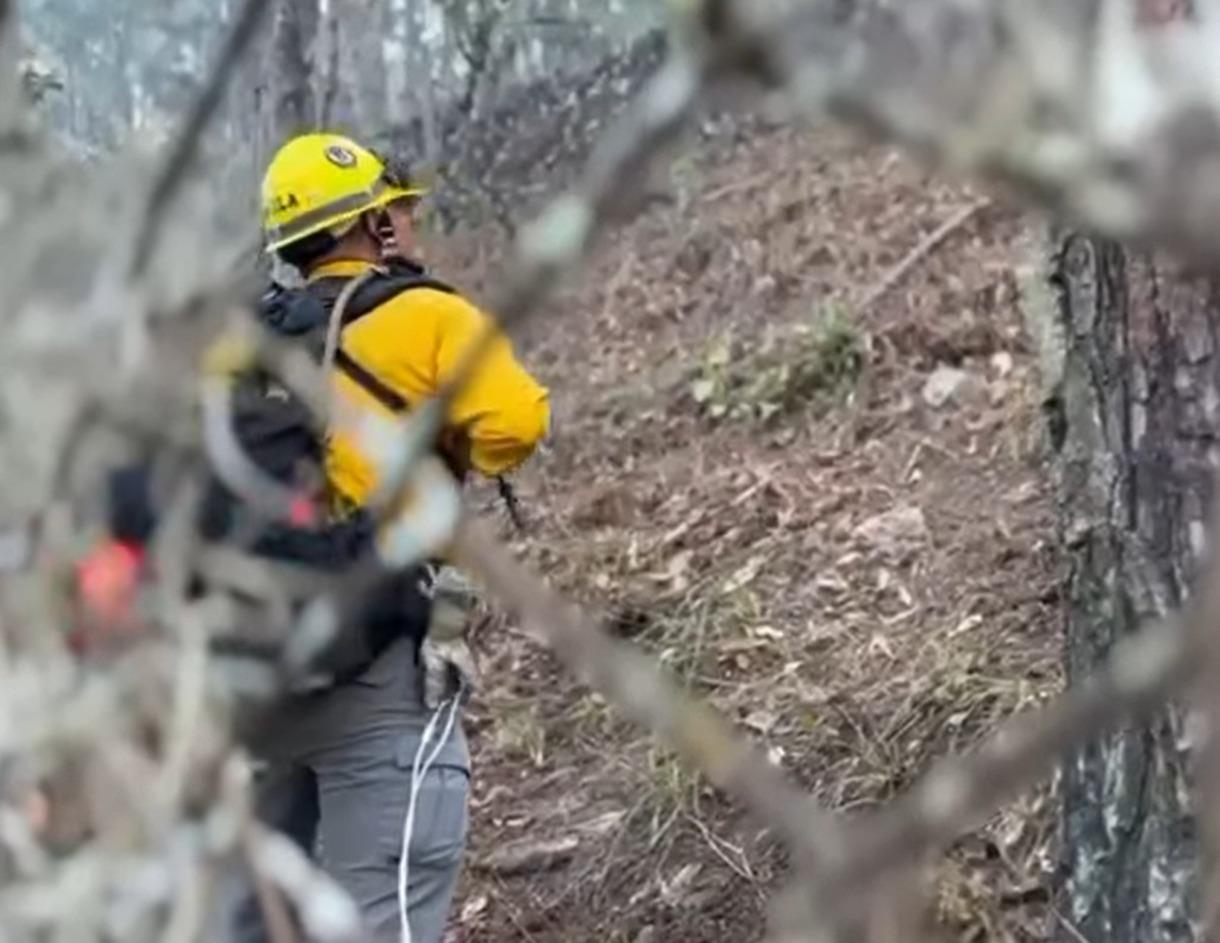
[[219, 258, 458, 510], [225, 258, 522, 528], [110, 260, 458, 683]]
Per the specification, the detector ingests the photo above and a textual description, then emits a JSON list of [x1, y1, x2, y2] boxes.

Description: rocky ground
[[434, 118, 1065, 943]]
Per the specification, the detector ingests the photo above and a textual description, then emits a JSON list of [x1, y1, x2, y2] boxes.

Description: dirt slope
[[439, 122, 1064, 943]]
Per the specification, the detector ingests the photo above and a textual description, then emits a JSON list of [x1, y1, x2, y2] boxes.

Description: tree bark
[[112, 19, 135, 135], [269, 0, 320, 143], [326, 0, 378, 133], [383, 0, 438, 161], [412, 0, 440, 164], [0, 0, 20, 133], [1046, 232, 1212, 941]]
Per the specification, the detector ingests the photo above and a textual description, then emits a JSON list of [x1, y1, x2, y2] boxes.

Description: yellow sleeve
[[433, 292, 550, 476]]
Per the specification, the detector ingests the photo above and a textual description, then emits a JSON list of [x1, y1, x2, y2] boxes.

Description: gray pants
[[235, 638, 470, 943]]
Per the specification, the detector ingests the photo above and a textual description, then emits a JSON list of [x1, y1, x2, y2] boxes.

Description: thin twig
[[1053, 906, 1092, 943], [155, 604, 212, 819], [201, 378, 303, 523], [129, 0, 273, 279], [856, 199, 990, 313], [242, 824, 302, 943], [248, 825, 364, 943], [701, 169, 773, 204], [162, 858, 209, 943]]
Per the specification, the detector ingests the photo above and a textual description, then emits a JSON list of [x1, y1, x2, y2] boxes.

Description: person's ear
[[365, 210, 394, 246], [360, 210, 379, 241]]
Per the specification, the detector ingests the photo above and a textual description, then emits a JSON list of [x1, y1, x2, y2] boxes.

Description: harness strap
[[323, 269, 380, 421], [312, 262, 455, 417], [333, 348, 409, 413], [307, 264, 526, 532]]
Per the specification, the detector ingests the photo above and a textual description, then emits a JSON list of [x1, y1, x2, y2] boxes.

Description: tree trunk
[[328, 0, 379, 133], [112, 20, 135, 135], [1046, 232, 1211, 941], [413, 0, 440, 165], [384, 0, 437, 161], [269, 0, 320, 143], [0, 0, 20, 132]]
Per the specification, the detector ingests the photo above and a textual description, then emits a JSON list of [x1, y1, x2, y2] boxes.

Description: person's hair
[[276, 210, 391, 273], [276, 229, 339, 273]]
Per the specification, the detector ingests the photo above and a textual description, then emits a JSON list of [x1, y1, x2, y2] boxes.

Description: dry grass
[[436, 122, 1063, 943]]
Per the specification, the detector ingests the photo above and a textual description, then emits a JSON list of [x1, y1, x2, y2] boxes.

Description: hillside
[[437, 120, 1064, 942]]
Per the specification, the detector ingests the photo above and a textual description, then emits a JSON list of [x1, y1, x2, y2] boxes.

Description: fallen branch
[[856, 198, 990, 313], [701, 169, 774, 204], [474, 835, 581, 877]]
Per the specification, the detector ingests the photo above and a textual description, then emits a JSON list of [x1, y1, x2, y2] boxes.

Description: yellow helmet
[[260, 132, 426, 253]]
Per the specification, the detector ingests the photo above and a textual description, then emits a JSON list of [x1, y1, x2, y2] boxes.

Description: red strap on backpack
[[72, 539, 147, 652]]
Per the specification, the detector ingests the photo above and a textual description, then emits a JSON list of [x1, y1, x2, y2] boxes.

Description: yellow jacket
[[312, 259, 550, 506]]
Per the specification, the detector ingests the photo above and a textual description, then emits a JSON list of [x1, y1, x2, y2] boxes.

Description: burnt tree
[[1047, 234, 1209, 941]]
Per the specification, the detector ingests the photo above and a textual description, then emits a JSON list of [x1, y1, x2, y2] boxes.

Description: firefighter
[[233, 132, 550, 943]]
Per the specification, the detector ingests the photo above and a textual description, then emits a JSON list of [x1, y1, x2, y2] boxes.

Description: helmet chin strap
[[364, 209, 398, 260]]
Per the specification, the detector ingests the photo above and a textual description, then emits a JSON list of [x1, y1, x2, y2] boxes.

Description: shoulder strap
[[309, 261, 458, 414], [347, 271, 456, 325], [310, 259, 457, 330], [333, 349, 408, 413]]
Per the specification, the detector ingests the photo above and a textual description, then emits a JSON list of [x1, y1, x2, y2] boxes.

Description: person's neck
[[303, 252, 378, 280], [314, 250, 378, 270]]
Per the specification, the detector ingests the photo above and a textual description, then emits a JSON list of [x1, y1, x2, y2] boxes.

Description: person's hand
[[420, 566, 479, 709]]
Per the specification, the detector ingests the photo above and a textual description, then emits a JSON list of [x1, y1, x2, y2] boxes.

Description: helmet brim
[[264, 184, 427, 255]]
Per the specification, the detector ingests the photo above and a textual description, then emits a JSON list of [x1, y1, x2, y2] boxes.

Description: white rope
[[397, 688, 463, 943]]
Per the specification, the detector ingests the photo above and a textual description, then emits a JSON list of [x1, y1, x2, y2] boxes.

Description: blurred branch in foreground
[[11, 0, 1220, 941]]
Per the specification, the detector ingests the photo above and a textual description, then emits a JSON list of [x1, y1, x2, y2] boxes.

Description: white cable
[[397, 688, 463, 943]]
